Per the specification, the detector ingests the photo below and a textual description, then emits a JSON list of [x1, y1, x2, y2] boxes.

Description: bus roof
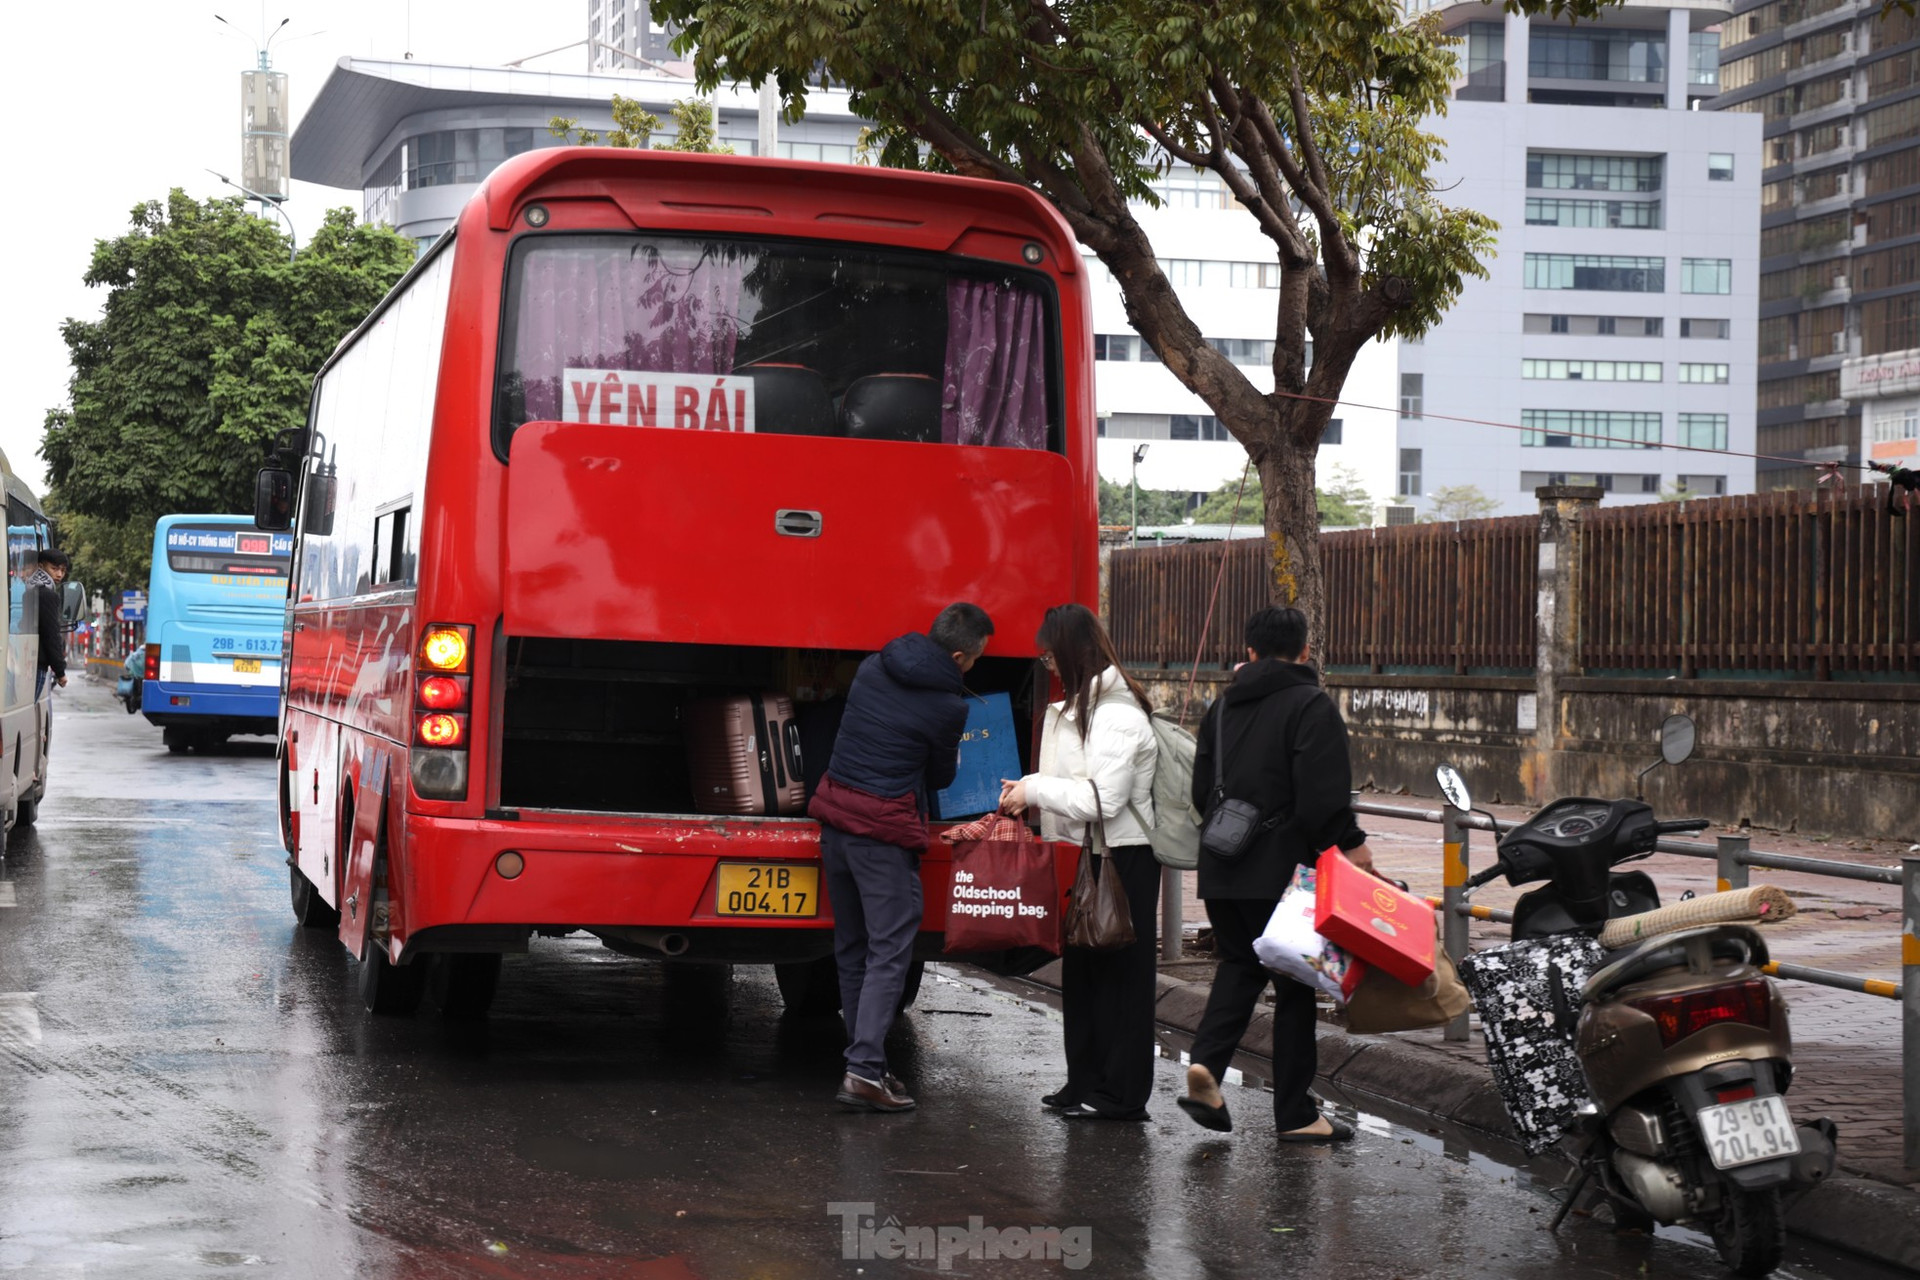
[[473, 148, 1082, 274]]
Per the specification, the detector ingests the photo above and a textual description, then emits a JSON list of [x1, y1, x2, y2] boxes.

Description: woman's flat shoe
[[1176, 1096, 1233, 1133], [1276, 1118, 1355, 1144]]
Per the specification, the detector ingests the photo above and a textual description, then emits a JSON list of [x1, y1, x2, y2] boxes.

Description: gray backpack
[[1097, 689, 1201, 870]]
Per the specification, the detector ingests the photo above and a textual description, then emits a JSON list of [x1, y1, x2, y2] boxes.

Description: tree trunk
[[1256, 434, 1326, 656]]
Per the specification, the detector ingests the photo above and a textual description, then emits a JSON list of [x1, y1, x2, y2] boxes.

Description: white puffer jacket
[[1022, 666, 1158, 849]]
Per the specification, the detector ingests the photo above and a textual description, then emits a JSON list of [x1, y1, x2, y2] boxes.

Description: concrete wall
[[1127, 664, 1919, 839]]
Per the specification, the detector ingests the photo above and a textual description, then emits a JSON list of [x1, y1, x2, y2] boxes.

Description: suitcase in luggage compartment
[[684, 693, 806, 816], [1457, 934, 1607, 1155]]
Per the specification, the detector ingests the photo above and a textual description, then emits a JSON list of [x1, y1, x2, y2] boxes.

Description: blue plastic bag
[[934, 692, 1020, 819]]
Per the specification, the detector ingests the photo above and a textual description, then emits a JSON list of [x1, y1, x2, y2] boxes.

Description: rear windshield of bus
[[494, 235, 1061, 453], [164, 524, 293, 578]]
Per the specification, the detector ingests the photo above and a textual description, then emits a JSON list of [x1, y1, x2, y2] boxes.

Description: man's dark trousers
[[1189, 897, 1320, 1130], [820, 824, 922, 1083]]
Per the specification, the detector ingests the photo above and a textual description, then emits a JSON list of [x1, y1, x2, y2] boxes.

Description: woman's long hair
[[1036, 603, 1152, 743]]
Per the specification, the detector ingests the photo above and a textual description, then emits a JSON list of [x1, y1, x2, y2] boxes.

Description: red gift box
[[1312, 848, 1436, 986]]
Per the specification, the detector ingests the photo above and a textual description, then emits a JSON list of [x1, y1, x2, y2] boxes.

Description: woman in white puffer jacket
[[1000, 603, 1160, 1121]]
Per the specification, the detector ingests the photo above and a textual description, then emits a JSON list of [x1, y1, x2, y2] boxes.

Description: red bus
[[256, 148, 1098, 1017]]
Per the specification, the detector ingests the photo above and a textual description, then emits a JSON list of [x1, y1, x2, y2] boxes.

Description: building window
[[1678, 413, 1729, 450], [1528, 28, 1668, 84], [1525, 254, 1665, 292], [1206, 336, 1279, 365], [1677, 474, 1728, 495], [1526, 152, 1663, 193], [1690, 32, 1721, 87], [1708, 152, 1734, 181], [1101, 413, 1171, 439], [1323, 418, 1344, 445], [1400, 373, 1424, 419], [1521, 409, 1662, 448], [1523, 314, 1662, 336], [1521, 359, 1662, 381], [1093, 333, 1161, 363], [1678, 362, 1731, 384], [1524, 197, 1662, 229], [1681, 258, 1733, 294], [1681, 317, 1730, 339], [1550, 314, 1570, 333], [1872, 405, 1919, 443], [1398, 449, 1423, 496], [1171, 414, 1233, 442]]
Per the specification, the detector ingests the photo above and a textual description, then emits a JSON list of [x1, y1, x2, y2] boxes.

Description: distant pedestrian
[[807, 602, 995, 1113], [32, 550, 69, 697], [1179, 606, 1374, 1141], [999, 603, 1159, 1121]]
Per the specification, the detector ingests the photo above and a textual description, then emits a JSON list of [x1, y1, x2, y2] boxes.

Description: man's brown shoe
[[836, 1072, 916, 1113]]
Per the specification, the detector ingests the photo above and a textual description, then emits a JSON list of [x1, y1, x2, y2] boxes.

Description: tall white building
[[290, 55, 1405, 518], [1398, 0, 1765, 516], [586, 0, 681, 72]]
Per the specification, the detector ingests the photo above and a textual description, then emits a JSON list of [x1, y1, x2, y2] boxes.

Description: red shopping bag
[[940, 815, 1063, 955], [1313, 847, 1437, 986]]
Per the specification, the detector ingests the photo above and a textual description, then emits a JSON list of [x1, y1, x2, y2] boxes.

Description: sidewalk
[[1038, 791, 1920, 1268]]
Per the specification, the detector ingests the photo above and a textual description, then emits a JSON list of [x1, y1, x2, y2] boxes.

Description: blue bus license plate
[[233, 658, 262, 674]]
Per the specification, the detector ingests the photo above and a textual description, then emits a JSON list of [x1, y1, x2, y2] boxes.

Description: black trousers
[[1189, 897, 1321, 1131], [1059, 844, 1162, 1116]]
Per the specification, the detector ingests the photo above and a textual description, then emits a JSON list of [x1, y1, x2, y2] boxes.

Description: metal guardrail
[[1353, 798, 1920, 1168]]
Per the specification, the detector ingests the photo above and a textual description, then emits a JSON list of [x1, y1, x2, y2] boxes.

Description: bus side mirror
[[255, 468, 295, 531], [61, 581, 86, 631], [301, 467, 337, 537]]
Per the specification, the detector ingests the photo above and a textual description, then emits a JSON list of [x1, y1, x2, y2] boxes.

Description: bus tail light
[[420, 624, 473, 674], [415, 713, 468, 748], [144, 644, 160, 681], [411, 623, 474, 801], [417, 675, 469, 711]]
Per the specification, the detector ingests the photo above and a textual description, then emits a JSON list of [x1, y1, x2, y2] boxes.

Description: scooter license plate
[[1697, 1096, 1800, 1170]]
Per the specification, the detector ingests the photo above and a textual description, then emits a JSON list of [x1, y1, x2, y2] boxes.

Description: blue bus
[[141, 515, 291, 751]]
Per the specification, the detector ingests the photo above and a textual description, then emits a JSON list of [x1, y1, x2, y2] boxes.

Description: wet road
[[0, 684, 1893, 1278]]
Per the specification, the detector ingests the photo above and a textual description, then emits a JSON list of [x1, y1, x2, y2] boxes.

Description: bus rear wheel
[[290, 863, 340, 930], [428, 953, 502, 1019], [358, 940, 426, 1015]]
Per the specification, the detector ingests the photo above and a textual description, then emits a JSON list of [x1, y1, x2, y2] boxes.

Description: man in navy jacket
[[808, 602, 994, 1112]]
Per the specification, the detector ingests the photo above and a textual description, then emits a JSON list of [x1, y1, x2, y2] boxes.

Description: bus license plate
[[233, 658, 262, 674], [716, 863, 819, 918], [1698, 1096, 1799, 1170]]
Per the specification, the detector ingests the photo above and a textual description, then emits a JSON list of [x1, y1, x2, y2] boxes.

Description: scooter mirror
[[1659, 714, 1697, 766], [1435, 764, 1474, 812]]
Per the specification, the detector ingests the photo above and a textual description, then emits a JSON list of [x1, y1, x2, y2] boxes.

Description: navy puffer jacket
[[823, 632, 969, 804]]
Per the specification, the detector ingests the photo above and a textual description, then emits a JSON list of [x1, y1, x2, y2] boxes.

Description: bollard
[[1161, 865, 1182, 961], [1442, 806, 1470, 1042], [1716, 835, 1751, 894], [1905, 856, 1920, 1169]]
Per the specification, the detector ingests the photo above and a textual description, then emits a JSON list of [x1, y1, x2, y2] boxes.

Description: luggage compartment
[[496, 637, 1043, 816]]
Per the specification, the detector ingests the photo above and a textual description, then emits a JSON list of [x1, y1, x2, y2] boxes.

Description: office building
[[1397, 0, 1763, 515], [587, 1, 681, 73], [1711, 0, 1920, 485]]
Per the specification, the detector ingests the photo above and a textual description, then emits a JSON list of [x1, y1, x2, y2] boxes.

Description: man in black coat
[[33, 550, 70, 697], [1178, 605, 1373, 1141], [807, 601, 994, 1113]]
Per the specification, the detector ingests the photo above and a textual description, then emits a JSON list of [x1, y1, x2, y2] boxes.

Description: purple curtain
[[512, 243, 745, 422], [940, 278, 1048, 449]]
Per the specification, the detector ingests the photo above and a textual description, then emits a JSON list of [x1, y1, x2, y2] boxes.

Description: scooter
[[1438, 716, 1836, 1278]]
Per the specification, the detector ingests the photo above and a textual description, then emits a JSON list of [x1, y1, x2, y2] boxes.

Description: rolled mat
[[1598, 885, 1797, 949]]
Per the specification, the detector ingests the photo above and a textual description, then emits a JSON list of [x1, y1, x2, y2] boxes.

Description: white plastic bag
[[1252, 864, 1364, 1003]]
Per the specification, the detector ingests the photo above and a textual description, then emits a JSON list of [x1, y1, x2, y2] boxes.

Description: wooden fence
[[1108, 517, 1538, 671], [1108, 484, 1919, 679], [1581, 485, 1919, 678]]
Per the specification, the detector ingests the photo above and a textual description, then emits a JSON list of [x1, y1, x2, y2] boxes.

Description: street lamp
[[214, 14, 291, 69], [208, 169, 296, 261], [1130, 443, 1150, 546]]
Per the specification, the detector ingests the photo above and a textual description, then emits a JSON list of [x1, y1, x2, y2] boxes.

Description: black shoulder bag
[[1197, 704, 1283, 862]]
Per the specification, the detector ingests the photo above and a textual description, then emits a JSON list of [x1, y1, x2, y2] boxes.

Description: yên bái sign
[[562, 368, 757, 432]]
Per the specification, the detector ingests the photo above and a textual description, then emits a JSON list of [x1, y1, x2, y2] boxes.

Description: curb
[[1013, 960, 1920, 1274]]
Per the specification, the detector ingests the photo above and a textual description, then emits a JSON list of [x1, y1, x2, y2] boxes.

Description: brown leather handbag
[[1063, 782, 1136, 951]]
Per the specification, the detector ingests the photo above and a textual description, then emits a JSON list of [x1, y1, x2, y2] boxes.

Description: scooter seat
[[1582, 924, 1770, 1003]]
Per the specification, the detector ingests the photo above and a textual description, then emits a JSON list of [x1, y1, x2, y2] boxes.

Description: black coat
[[35, 583, 65, 679], [823, 631, 968, 805], [1190, 659, 1364, 900]]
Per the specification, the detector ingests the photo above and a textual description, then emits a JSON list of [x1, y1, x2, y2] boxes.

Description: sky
[[1, 1, 587, 496]]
